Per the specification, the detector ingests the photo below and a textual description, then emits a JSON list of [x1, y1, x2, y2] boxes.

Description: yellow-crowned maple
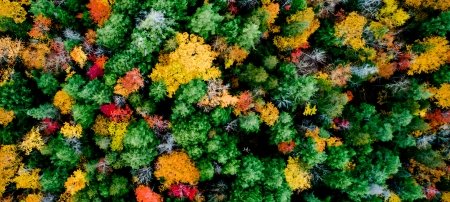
[[334, 12, 367, 50], [13, 166, 41, 189], [150, 32, 221, 97], [284, 157, 311, 191], [0, 145, 21, 195], [19, 127, 44, 155], [256, 102, 279, 126], [70, 46, 87, 68], [0, 0, 30, 23], [60, 122, 83, 139], [0, 108, 14, 126], [408, 36, 450, 75], [64, 169, 87, 195]]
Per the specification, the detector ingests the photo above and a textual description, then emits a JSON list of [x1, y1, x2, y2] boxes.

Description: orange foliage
[[0, 108, 14, 126], [53, 90, 75, 115], [377, 52, 396, 79], [0, 37, 23, 66], [135, 185, 163, 202], [13, 166, 41, 189], [262, 2, 280, 32], [24, 193, 43, 202], [0, 0, 30, 23], [85, 29, 97, 44], [21, 43, 50, 69], [278, 141, 296, 154], [233, 91, 253, 115], [150, 33, 221, 97], [92, 115, 110, 136], [198, 79, 238, 109], [64, 169, 87, 195], [114, 68, 144, 97], [425, 110, 450, 129], [0, 145, 21, 195], [87, 0, 112, 26], [305, 127, 326, 152], [255, 102, 279, 126], [19, 127, 44, 155], [28, 15, 52, 40], [407, 159, 446, 185], [154, 151, 200, 188], [405, 0, 450, 10], [330, 65, 352, 87], [225, 46, 249, 68]]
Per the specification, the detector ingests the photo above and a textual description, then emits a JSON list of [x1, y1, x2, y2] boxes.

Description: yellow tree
[[0, 108, 14, 126], [429, 83, 450, 109], [408, 36, 450, 75], [284, 157, 311, 191], [405, 0, 450, 10], [19, 127, 45, 155], [70, 46, 87, 68], [150, 32, 221, 97], [273, 7, 320, 51], [255, 102, 279, 126], [334, 12, 367, 50], [53, 90, 75, 115], [0, 145, 21, 195], [377, 0, 410, 28], [0, 37, 23, 66], [13, 166, 41, 189], [0, 0, 30, 23], [60, 122, 83, 139], [64, 169, 87, 195]]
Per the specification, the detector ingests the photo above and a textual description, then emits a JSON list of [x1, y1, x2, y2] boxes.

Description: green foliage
[[210, 107, 232, 126], [240, 64, 269, 86], [235, 155, 264, 189], [121, 120, 159, 169], [72, 104, 97, 128], [148, 81, 167, 102], [26, 103, 58, 119], [0, 74, 32, 110], [189, 4, 224, 40], [41, 135, 80, 169], [270, 112, 297, 144], [172, 113, 211, 150], [420, 11, 450, 37], [237, 22, 261, 50], [35, 72, 59, 96], [326, 146, 355, 169], [239, 112, 261, 133], [41, 168, 69, 193], [97, 13, 132, 50], [78, 80, 112, 105]]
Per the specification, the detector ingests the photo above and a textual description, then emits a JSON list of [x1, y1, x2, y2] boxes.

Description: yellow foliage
[[256, 102, 279, 126], [225, 46, 249, 68], [305, 127, 326, 152], [0, 0, 30, 23], [64, 169, 87, 195], [430, 83, 450, 109], [92, 115, 110, 136], [24, 193, 43, 202], [21, 43, 50, 69], [108, 121, 129, 151], [303, 103, 317, 116], [442, 192, 450, 202], [334, 12, 367, 50], [70, 46, 87, 68], [0, 145, 21, 195], [0, 67, 14, 86], [19, 127, 44, 155], [60, 122, 83, 139], [405, 0, 450, 10], [154, 151, 200, 188], [0, 108, 14, 126], [13, 166, 41, 189], [284, 157, 311, 191], [274, 8, 320, 50], [53, 90, 75, 115], [261, 2, 280, 32], [0, 37, 22, 66], [198, 80, 238, 109], [378, 0, 410, 27], [408, 36, 450, 75], [388, 192, 401, 202], [150, 32, 221, 97], [326, 137, 343, 147]]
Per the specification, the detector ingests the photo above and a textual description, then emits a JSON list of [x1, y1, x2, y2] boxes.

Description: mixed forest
[[0, 0, 449, 201]]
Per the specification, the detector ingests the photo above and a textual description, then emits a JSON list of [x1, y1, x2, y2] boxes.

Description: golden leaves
[[154, 151, 200, 188]]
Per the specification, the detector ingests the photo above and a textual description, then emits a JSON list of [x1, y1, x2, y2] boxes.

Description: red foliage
[[87, 0, 111, 26], [291, 48, 303, 63], [234, 91, 253, 114], [144, 115, 170, 132], [397, 52, 411, 71], [425, 186, 439, 200], [135, 185, 162, 202], [278, 140, 296, 154], [41, 118, 60, 135], [168, 184, 198, 201], [333, 118, 350, 129], [284, 4, 291, 11], [425, 110, 450, 129], [87, 63, 104, 80], [100, 103, 133, 122], [228, 1, 239, 14]]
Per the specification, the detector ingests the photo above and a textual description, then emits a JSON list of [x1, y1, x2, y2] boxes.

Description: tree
[[19, 127, 44, 155], [408, 36, 450, 75], [64, 169, 87, 195], [150, 32, 221, 97], [87, 0, 111, 26], [60, 122, 83, 139], [334, 12, 367, 50], [0, 108, 14, 126], [53, 90, 75, 115], [114, 68, 144, 97], [0, 145, 21, 195], [13, 167, 41, 189], [430, 83, 450, 109], [135, 185, 162, 202], [420, 11, 450, 37], [189, 4, 224, 40], [153, 151, 200, 188], [96, 13, 131, 50], [0, 0, 29, 23], [284, 157, 311, 191]]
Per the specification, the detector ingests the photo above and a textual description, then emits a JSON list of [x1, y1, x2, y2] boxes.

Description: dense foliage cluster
[[0, 0, 449, 201]]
